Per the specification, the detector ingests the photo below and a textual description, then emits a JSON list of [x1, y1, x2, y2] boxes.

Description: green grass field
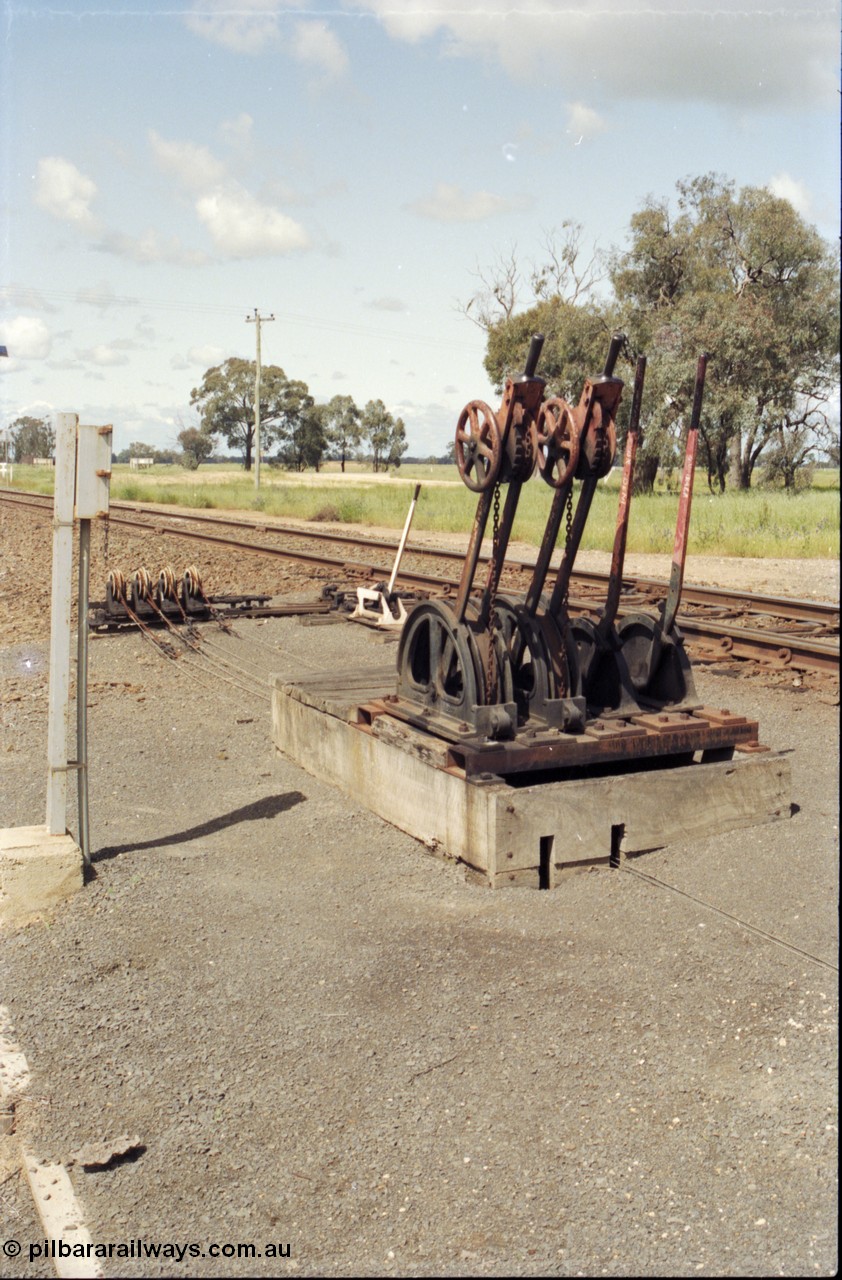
[[5, 463, 839, 559]]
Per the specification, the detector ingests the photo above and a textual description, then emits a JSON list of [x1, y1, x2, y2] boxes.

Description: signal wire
[[620, 863, 838, 973]]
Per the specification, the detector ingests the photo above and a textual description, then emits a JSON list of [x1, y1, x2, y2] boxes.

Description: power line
[[0, 286, 481, 354]]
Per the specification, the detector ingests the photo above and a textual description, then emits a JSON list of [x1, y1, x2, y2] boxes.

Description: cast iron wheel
[[576, 400, 617, 479], [536, 397, 579, 489], [396, 599, 483, 721], [455, 400, 502, 493]]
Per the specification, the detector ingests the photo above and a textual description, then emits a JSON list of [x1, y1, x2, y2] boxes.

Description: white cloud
[[34, 157, 99, 229], [148, 130, 227, 192], [219, 113, 255, 150], [95, 229, 209, 268], [290, 20, 349, 79], [187, 4, 349, 83], [347, 0, 837, 110], [407, 183, 523, 223], [1, 316, 52, 360], [370, 297, 408, 312], [81, 344, 131, 367], [184, 0, 284, 55], [767, 173, 812, 218], [183, 0, 836, 110], [76, 283, 139, 311], [146, 128, 312, 259], [566, 102, 608, 143], [186, 344, 227, 367], [196, 189, 310, 256], [0, 284, 57, 313]]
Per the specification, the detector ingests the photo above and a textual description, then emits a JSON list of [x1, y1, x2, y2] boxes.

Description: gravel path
[[1, 504, 838, 1278]]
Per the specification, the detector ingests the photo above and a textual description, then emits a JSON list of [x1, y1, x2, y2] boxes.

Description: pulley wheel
[[132, 567, 152, 601], [158, 566, 178, 601], [576, 401, 617, 479], [455, 400, 502, 492], [106, 569, 126, 601], [501, 409, 538, 483], [536, 397, 579, 489], [183, 565, 203, 598], [396, 599, 483, 721]]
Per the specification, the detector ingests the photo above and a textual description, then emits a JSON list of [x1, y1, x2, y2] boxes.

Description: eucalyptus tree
[[609, 174, 839, 490], [471, 176, 838, 492], [323, 394, 362, 471], [9, 414, 55, 461], [360, 400, 408, 472], [190, 358, 313, 471]]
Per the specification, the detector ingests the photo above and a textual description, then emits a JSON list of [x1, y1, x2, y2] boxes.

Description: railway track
[[3, 487, 838, 676]]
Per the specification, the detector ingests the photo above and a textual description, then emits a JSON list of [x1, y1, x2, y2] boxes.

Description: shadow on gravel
[[90, 791, 307, 864]]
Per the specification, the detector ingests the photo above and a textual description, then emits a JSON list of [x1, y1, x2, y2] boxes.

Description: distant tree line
[[188, 360, 408, 474], [464, 174, 839, 492], [3, 374, 409, 476], [112, 441, 181, 465]]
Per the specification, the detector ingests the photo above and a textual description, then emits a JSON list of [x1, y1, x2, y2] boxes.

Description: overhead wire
[[0, 285, 479, 353]]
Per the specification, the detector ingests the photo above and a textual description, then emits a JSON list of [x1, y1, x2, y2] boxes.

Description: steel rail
[[109, 498, 838, 624], [5, 486, 838, 627], [109, 498, 840, 625], [2, 487, 838, 670], [676, 617, 841, 674], [4, 487, 838, 628]]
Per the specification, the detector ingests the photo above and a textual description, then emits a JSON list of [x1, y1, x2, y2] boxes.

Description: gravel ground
[[0, 503, 838, 1278]]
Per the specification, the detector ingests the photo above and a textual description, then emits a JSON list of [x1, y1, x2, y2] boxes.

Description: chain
[[102, 513, 110, 568], [485, 481, 502, 704], [564, 484, 574, 575], [593, 424, 606, 475]]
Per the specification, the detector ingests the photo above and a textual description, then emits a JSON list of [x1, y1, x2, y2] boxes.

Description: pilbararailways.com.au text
[[20, 1239, 291, 1264]]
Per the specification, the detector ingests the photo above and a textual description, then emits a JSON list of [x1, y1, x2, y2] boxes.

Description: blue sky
[[1, 0, 839, 458]]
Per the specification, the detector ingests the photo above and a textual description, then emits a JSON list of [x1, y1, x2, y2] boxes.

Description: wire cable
[[620, 863, 838, 973]]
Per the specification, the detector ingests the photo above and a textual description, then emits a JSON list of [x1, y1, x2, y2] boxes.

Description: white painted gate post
[[45, 413, 78, 835]]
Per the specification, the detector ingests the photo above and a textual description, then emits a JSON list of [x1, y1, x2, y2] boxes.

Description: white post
[[45, 414, 78, 834]]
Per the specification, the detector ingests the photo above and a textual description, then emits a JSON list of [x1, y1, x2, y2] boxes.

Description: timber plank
[[271, 673, 791, 889]]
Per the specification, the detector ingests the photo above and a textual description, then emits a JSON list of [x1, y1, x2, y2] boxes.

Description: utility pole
[[246, 308, 275, 489]]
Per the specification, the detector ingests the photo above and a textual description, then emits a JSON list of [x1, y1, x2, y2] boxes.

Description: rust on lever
[[546, 333, 625, 621], [662, 352, 708, 636], [598, 354, 646, 639]]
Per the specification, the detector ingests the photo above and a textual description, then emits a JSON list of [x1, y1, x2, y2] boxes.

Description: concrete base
[[0, 826, 84, 925]]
